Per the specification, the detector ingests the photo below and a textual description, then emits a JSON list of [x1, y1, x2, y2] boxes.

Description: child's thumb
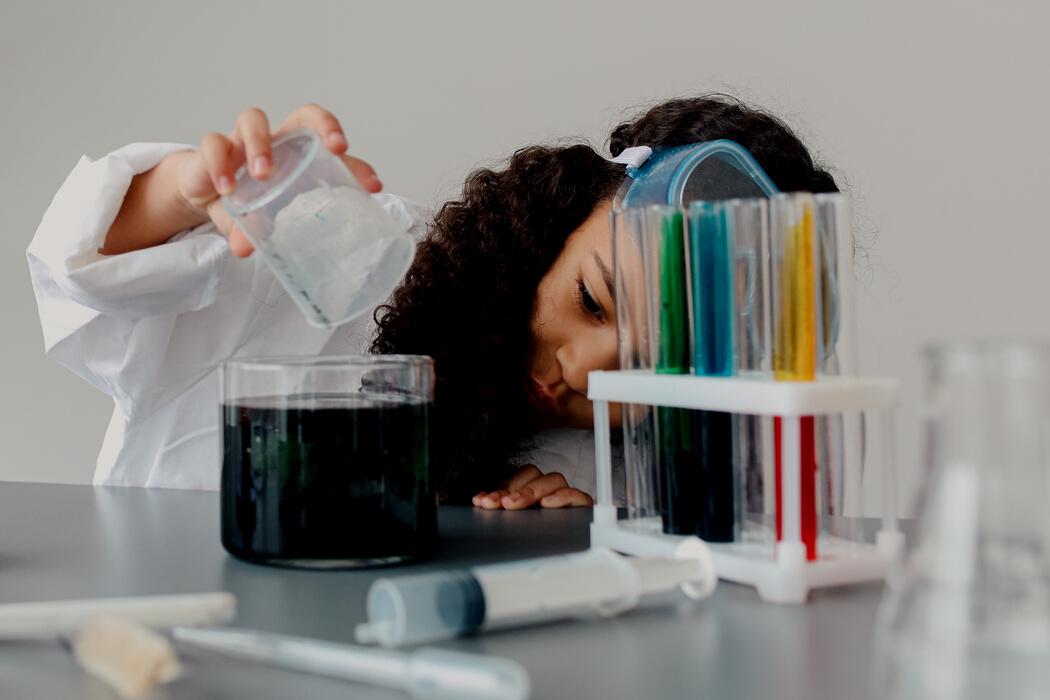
[[207, 200, 255, 258]]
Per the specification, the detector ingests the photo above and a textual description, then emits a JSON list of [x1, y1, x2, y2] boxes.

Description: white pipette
[[0, 592, 236, 639], [172, 626, 530, 700]]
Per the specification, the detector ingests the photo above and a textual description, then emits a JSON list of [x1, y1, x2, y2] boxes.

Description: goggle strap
[[609, 146, 653, 173]]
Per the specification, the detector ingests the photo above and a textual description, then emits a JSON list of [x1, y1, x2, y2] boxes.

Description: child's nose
[[557, 331, 618, 393]]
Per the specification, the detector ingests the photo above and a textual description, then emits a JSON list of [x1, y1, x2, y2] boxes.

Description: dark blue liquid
[[659, 407, 735, 542], [221, 394, 437, 568]]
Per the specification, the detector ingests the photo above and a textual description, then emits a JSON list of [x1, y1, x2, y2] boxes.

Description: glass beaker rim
[[923, 338, 1050, 381], [221, 127, 322, 217], [923, 338, 1050, 357], [220, 354, 434, 372]]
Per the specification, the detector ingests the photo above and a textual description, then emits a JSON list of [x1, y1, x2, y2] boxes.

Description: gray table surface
[[0, 482, 887, 699]]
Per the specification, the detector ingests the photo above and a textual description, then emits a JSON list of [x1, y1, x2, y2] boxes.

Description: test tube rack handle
[[587, 369, 905, 604]]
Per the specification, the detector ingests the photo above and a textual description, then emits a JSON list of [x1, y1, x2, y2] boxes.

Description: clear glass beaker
[[219, 355, 437, 569], [871, 340, 1050, 699], [222, 128, 416, 329]]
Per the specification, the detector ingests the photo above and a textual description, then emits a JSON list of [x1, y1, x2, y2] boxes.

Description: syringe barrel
[[357, 548, 714, 648], [357, 569, 485, 647], [473, 548, 642, 627]]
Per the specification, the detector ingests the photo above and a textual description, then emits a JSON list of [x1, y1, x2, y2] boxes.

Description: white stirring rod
[[172, 626, 530, 700], [0, 593, 236, 639]]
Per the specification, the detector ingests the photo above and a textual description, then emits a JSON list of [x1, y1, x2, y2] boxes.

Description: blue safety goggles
[[612, 140, 778, 208]]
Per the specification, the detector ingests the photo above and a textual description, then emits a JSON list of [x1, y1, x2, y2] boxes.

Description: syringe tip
[[353, 621, 388, 645]]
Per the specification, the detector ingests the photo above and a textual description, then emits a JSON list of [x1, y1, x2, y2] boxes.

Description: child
[[27, 95, 838, 505]]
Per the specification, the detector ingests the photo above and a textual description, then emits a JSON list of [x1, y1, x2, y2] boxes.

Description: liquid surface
[[221, 394, 437, 567]]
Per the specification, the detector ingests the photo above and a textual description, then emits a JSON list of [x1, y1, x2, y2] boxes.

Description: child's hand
[[472, 465, 594, 510], [177, 104, 383, 258]]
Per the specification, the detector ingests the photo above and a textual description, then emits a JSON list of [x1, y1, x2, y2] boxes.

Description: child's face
[[527, 201, 623, 430]]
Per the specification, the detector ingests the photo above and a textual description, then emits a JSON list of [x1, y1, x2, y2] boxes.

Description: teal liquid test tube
[[687, 201, 735, 542], [689, 201, 735, 377]]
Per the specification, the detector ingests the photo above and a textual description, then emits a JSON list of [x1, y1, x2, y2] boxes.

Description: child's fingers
[[231, 104, 378, 191], [474, 489, 512, 510], [471, 467, 582, 510], [199, 132, 237, 196], [206, 200, 254, 257], [500, 465, 543, 494], [340, 155, 383, 193], [539, 488, 594, 508], [227, 227, 255, 258], [232, 108, 273, 180], [275, 103, 347, 155], [501, 472, 571, 510]]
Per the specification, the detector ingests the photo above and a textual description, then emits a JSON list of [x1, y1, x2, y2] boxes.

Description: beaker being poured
[[871, 340, 1050, 700], [222, 128, 416, 328]]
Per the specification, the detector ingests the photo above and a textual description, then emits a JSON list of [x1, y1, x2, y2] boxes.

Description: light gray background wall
[[4, 1, 1048, 513]]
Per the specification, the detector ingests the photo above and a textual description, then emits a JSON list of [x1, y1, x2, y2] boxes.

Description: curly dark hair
[[609, 94, 838, 194], [371, 145, 626, 501], [372, 94, 838, 503]]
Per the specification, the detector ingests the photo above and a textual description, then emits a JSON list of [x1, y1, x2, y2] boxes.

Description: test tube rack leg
[[588, 370, 907, 604]]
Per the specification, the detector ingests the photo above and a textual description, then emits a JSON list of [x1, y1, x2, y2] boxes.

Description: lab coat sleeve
[[26, 142, 230, 403], [27, 141, 431, 424], [27, 142, 229, 326]]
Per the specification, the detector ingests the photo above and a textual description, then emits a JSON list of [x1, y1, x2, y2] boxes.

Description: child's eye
[[577, 279, 605, 321]]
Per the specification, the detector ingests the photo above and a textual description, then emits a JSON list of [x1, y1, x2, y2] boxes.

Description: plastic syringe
[[354, 546, 716, 648]]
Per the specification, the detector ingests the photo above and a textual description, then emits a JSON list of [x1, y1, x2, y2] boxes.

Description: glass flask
[[871, 340, 1050, 699]]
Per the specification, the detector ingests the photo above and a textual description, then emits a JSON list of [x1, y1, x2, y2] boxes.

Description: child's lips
[[527, 377, 563, 415]]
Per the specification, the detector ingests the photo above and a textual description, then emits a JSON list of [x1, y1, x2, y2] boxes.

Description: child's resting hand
[[472, 465, 594, 510]]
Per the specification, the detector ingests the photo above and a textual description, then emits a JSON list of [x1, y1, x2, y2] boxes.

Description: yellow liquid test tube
[[770, 193, 819, 560], [773, 198, 816, 381]]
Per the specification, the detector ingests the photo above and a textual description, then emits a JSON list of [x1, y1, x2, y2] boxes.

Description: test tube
[[729, 198, 776, 551], [770, 193, 819, 560], [611, 207, 660, 526], [687, 201, 735, 542], [771, 193, 817, 382], [644, 204, 701, 537], [689, 201, 735, 377], [648, 205, 691, 375], [813, 194, 864, 551]]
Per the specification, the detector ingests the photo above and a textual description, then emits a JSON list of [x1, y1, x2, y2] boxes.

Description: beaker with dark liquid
[[219, 355, 437, 569]]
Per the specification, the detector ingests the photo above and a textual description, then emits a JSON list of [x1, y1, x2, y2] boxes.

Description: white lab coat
[[27, 142, 608, 495]]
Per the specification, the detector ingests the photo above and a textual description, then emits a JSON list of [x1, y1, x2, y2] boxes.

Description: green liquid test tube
[[647, 206, 700, 537]]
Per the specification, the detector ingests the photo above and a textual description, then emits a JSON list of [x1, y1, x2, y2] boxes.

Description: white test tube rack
[[588, 370, 906, 604]]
